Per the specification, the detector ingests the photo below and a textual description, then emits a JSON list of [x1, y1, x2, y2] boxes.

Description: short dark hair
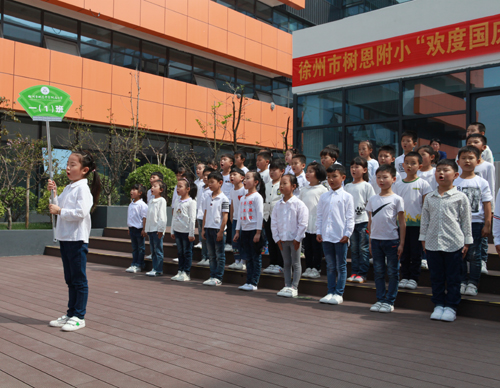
[[257, 151, 272, 162], [282, 173, 298, 189], [151, 172, 164, 181], [176, 166, 186, 175], [320, 147, 339, 160], [430, 138, 441, 145], [404, 151, 423, 164], [206, 158, 217, 166], [378, 145, 396, 158], [466, 133, 487, 145], [376, 164, 397, 178], [285, 148, 297, 156], [131, 183, 148, 203], [269, 158, 287, 171], [177, 178, 198, 200], [437, 159, 458, 172], [327, 164, 346, 176], [292, 154, 307, 165], [458, 145, 481, 160], [417, 145, 438, 163], [203, 167, 216, 175], [325, 144, 340, 153], [230, 167, 245, 177], [234, 149, 247, 160], [207, 171, 224, 182], [220, 153, 235, 164], [306, 161, 327, 182], [469, 122, 486, 133], [401, 130, 417, 143], [350, 156, 369, 182]]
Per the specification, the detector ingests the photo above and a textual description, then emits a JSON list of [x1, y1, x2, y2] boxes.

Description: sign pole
[[46, 121, 57, 243]]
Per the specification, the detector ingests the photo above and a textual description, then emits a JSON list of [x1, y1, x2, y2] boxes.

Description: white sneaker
[[225, 244, 233, 252], [49, 315, 69, 327], [398, 279, 409, 289], [369, 258, 373, 264], [239, 283, 250, 290], [248, 284, 258, 291], [328, 294, 343, 305], [370, 302, 382, 312], [171, 271, 181, 281], [239, 284, 253, 291], [460, 283, 467, 294], [379, 303, 394, 313], [172, 258, 179, 263], [277, 287, 289, 297], [464, 283, 478, 296], [203, 278, 213, 285], [125, 265, 136, 273], [406, 279, 418, 290], [481, 261, 488, 274], [346, 274, 356, 282], [421, 259, 428, 269], [200, 259, 210, 266], [241, 264, 247, 271], [61, 316, 85, 331], [228, 262, 237, 269], [146, 270, 162, 276], [177, 272, 190, 282], [309, 268, 320, 278], [271, 265, 283, 274], [194, 242, 202, 249], [440, 307, 456, 322], [234, 262, 243, 270], [146, 254, 152, 259], [263, 265, 275, 274], [302, 268, 312, 278], [430, 306, 444, 320], [319, 294, 334, 304]]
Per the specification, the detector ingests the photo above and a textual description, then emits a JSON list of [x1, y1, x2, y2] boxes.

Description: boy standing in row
[[395, 131, 417, 180]]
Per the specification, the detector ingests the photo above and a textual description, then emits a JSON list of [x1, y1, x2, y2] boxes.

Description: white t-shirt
[[475, 160, 496, 211], [171, 185, 179, 208], [393, 178, 432, 227], [236, 192, 264, 232], [221, 172, 233, 201], [294, 171, 309, 196], [417, 168, 437, 191], [482, 145, 494, 165], [367, 159, 379, 182], [395, 154, 406, 180], [127, 199, 148, 229], [260, 168, 271, 185], [147, 188, 154, 204], [284, 165, 292, 175], [345, 181, 376, 224], [203, 192, 230, 230], [299, 184, 328, 234], [196, 186, 210, 220], [366, 194, 405, 240], [454, 176, 492, 223], [230, 186, 247, 221], [239, 166, 249, 174], [369, 170, 402, 195]]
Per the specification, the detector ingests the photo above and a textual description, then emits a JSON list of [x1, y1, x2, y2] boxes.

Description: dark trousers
[[400, 226, 422, 281], [225, 218, 232, 245], [264, 218, 283, 266], [427, 249, 462, 310], [175, 232, 193, 274], [303, 232, 323, 271], [240, 230, 262, 286], [59, 241, 89, 319], [129, 227, 145, 268], [462, 222, 483, 286]]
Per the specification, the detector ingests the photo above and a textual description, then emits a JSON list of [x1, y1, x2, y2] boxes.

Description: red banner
[[293, 13, 500, 87]]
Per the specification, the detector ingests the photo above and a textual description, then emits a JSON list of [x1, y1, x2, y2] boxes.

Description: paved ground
[[1, 255, 499, 388]]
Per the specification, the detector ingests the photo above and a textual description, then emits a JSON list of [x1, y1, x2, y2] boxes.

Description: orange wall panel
[[277, 30, 293, 54], [244, 120, 261, 145], [49, 51, 83, 88], [186, 83, 207, 112], [166, 0, 188, 15], [82, 59, 112, 94], [164, 78, 187, 108], [113, 0, 141, 27], [140, 1, 165, 35], [227, 33, 245, 61], [262, 45, 277, 71], [0, 39, 15, 75], [185, 110, 207, 137], [245, 18, 262, 43], [165, 9, 188, 41], [276, 105, 292, 129], [138, 100, 163, 130], [227, 9, 246, 37], [0, 73, 14, 106], [262, 24, 278, 49], [138, 72, 164, 104], [81, 89, 111, 122], [13, 76, 47, 106], [245, 39, 262, 66], [277, 51, 292, 76], [163, 105, 186, 134], [261, 124, 278, 149], [14, 44, 50, 81], [245, 100, 262, 123], [111, 66, 137, 98], [208, 26, 228, 54], [261, 102, 277, 127], [188, 0, 209, 23], [280, 0, 305, 11], [49, 82, 82, 120], [110, 94, 135, 127], [147, 0, 165, 6], [209, 2, 228, 30], [187, 18, 208, 48], [206, 89, 229, 113]]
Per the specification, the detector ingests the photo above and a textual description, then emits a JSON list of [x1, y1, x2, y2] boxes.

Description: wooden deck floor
[[1, 255, 499, 388]]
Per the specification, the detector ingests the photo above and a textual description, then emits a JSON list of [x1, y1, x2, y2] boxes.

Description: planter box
[[91, 205, 172, 228]]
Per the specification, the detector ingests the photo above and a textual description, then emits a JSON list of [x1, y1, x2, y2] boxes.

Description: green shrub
[[0, 187, 36, 221], [89, 172, 120, 206], [124, 164, 176, 205], [0, 202, 5, 218]]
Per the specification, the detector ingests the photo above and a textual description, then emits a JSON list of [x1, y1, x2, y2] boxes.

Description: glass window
[[403, 114, 466, 159], [112, 53, 140, 70], [80, 44, 110, 63], [256, 91, 273, 103], [142, 41, 166, 76], [168, 49, 192, 82], [273, 11, 288, 31], [1, 118, 39, 142], [238, 0, 255, 15], [237, 69, 254, 98], [215, 0, 236, 9], [297, 92, 342, 127], [403, 72, 466, 115], [81, 23, 111, 48], [44, 12, 77, 41], [113, 32, 140, 56], [255, 3, 272, 23], [193, 57, 214, 77], [473, 94, 500, 160], [300, 127, 343, 165], [346, 82, 399, 122], [255, 75, 272, 92], [3, 1, 41, 30], [471, 66, 500, 89], [45, 36, 79, 56], [194, 75, 218, 90], [3, 23, 41, 46]]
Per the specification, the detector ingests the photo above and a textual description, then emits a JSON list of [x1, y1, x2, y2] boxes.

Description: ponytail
[[72, 151, 102, 212]]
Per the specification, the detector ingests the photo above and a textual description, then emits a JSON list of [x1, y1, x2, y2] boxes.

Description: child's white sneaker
[[224, 244, 233, 252], [49, 315, 69, 327], [378, 303, 394, 313], [464, 283, 478, 296], [145, 254, 152, 259], [328, 294, 343, 305], [398, 279, 409, 289], [177, 272, 190, 281], [440, 307, 456, 322], [370, 302, 382, 312], [263, 265, 275, 274], [421, 259, 428, 269], [481, 261, 488, 274], [309, 268, 320, 278], [319, 294, 334, 304], [227, 262, 237, 269], [194, 242, 202, 249], [405, 279, 417, 290], [346, 274, 356, 282], [203, 278, 214, 285], [430, 306, 444, 320], [125, 265, 137, 273], [171, 271, 181, 281], [460, 283, 467, 294], [239, 283, 250, 290], [146, 270, 162, 276], [61, 317, 85, 332], [302, 268, 312, 278]]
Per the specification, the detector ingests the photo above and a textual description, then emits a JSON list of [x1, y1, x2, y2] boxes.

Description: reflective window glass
[[237, 69, 254, 98], [346, 82, 399, 122], [255, 3, 272, 23], [300, 127, 343, 165], [3, 1, 41, 30], [3, 23, 41, 46], [112, 53, 140, 70], [169, 50, 192, 71], [297, 92, 342, 127], [81, 23, 111, 48], [113, 32, 140, 57], [193, 57, 214, 77], [238, 0, 255, 15], [44, 12, 77, 41], [471, 66, 500, 89], [273, 11, 288, 31], [255, 75, 272, 92], [80, 44, 110, 63]]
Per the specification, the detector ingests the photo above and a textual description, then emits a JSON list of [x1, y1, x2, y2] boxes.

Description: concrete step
[[44, 245, 500, 322]]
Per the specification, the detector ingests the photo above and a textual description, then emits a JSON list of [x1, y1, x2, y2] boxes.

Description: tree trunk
[[25, 175, 30, 229], [7, 207, 12, 230], [108, 192, 112, 206]]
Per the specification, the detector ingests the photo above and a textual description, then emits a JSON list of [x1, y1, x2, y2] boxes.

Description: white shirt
[[203, 192, 230, 230], [395, 154, 407, 180], [417, 168, 437, 191], [271, 196, 309, 243], [454, 176, 492, 223], [230, 186, 247, 221], [369, 170, 402, 195], [284, 165, 292, 175], [299, 184, 328, 233], [240, 166, 249, 174], [294, 171, 309, 196], [236, 192, 264, 231], [482, 145, 494, 164], [221, 172, 233, 201], [54, 179, 93, 243], [171, 185, 179, 208], [366, 194, 405, 240], [263, 180, 282, 222], [260, 169, 271, 185], [197, 186, 210, 220], [127, 199, 148, 229], [345, 181, 376, 224], [147, 188, 154, 203], [393, 178, 432, 227], [145, 197, 168, 233], [492, 188, 500, 245], [316, 187, 355, 243], [475, 160, 496, 211], [171, 198, 197, 237], [367, 159, 379, 181]]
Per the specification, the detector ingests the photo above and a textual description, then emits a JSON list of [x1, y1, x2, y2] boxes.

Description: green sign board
[[17, 85, 73, 122]]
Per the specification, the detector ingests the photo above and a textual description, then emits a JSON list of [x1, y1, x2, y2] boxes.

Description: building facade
[[292, 0, 500, 170]]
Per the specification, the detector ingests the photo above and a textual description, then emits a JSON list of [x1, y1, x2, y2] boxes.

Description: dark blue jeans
[[59, 241, 89, 319], [240, 230, 262, 286], [350, 222, 369, 277], [205, 228, 226, 280], [322, 241, 348, 295], [427, 249, 462, 310], [371, 239, 400, 305], [175, 232, 193, 274], [197, 219, 208, 261], [462, 222, 482, 286], [147, 232, 164, 273], [129, 227, 145, 268], [481, 236, 488, 263], [232, 220, 241, 262]]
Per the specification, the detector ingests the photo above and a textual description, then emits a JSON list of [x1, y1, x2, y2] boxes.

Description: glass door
[[471, 91, 500, 161]]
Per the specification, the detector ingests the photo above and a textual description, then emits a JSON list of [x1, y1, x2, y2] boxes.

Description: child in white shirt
[[394, 131, 417, 180], [228, 167, 247, 270], [358, 140, 379, 182], [126, 184, 148, 273], [316, 164, 355, 306], [257, 151, 272, 185], [299, 162, 328, 279], [345, 157, 375, 283], [234, 150, 249, 174], [417, 145, 438, 192], [196, 167, 214, 266], [272, 174, 309, 298], [145, 180, 168, 277], [370, 145, 401, 194], [291, 154, 308, 195], [233, 171, 265, 291], [220, 154, 235, 251], [284, 148, 295, 175]]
